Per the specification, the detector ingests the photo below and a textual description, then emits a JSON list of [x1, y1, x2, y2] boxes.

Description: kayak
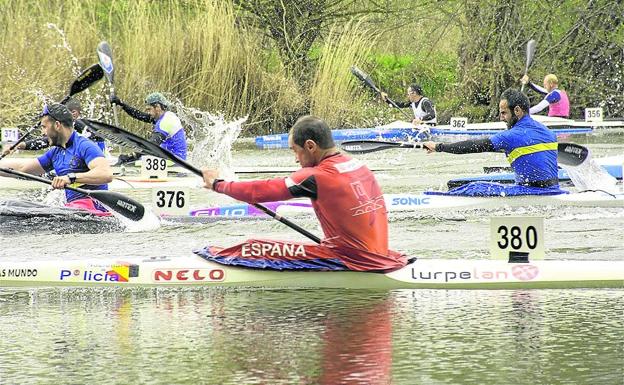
[[254, 116, 622, 149], [1, 254, 622, 289]]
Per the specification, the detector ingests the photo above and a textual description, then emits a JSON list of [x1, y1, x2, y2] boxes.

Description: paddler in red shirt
[[197, 115, 406, 272]]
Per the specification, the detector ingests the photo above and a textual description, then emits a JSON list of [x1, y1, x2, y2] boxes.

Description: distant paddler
[[199, 115, 407, 272], [381, 84, 437, 126], [423, 88, 565, 197], [110, 92, 187, 165], [0, 104, 114, 215], [521, 74, 570, 118]]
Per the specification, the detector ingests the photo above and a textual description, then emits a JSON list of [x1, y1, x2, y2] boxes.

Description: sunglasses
[[41, 104, 64, 123]]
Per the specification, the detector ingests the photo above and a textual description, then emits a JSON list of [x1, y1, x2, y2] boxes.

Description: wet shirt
[[153, 111, 187, 159], [213, 153, 406, 271], [37, 131, 108, 203], [489, 115, 558, 185]]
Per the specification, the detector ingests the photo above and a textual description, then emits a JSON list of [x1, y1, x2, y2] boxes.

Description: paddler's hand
[[380, 92, 388, 102], [423, 141, 438, 153], [521, 75, 529, 84], [202, 169, 220, 190], [51, 175, 71, 189], [412, 118, 423, 126]]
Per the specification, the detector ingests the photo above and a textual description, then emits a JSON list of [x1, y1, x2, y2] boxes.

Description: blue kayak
[[447, 164, 623, 188], [256, 120, 593, 149]]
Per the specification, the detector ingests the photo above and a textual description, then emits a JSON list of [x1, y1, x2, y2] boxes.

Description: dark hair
[[500, 88, 530, 112], [290, 115, 335, 149], [408, 84, 423, 96], [65, 98, 81, 113], [42, 103, 73, 127]]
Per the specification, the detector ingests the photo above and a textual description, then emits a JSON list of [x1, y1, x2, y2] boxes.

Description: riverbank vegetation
[[1, 0, 622, 137]]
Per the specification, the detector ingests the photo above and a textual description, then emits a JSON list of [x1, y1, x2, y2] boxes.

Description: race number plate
[[450, 117, 468, 130], [1, 128, 19, 143], [141, 156, 168, 179], [151, 187, 190, 215], [490, 216, 544, 260], [584, 107, 603, 122]]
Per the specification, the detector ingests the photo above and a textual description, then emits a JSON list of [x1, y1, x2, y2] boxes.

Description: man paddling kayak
[[198, 115, 406, 272], [0, 104, 113, 215], [110, 92, 187, 164], [381, 84, 437, 126], [423, 88, 565, 196], [521, 74, 570, 118]]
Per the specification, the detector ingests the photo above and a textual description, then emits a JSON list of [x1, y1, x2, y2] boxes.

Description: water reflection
[[0, 288, 622, 385]]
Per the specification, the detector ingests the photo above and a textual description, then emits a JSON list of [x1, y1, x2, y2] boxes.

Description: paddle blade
[[558, 143, 589, 166], [88, 190, 145, 221], [97, 41, 115, 84], [341, 140, 422, 154], [67, 63, 104, 98], [82, 119, 201, 176], [350, 65, 381, 94], [525, 39, 536, 72]]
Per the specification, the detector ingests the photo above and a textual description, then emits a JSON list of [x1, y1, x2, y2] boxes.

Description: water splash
[[172, 100, 246, 178]]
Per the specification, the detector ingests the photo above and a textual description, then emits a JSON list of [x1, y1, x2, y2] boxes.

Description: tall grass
[[309, 20, 375, 128]]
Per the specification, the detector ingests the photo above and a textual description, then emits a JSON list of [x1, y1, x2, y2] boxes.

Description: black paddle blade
[[341, 140, 422, 154], [557, 142, 589, 166], [68, 63, 104, 97], [82, 119, 201, 176], [88, 190, 145, 221], [96, 41, 115, 84], [350, 65, 381, 94]]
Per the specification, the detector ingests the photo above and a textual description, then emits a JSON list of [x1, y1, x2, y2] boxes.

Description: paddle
[[557, 142, 589, 166], [0, 63, 104, 160], [96, 41, 119, 126], [350, 66, 414, 121], [341, 140, 423, 154], [520, 39, 536, 93], [81, 119, 322, 243], [0, 167, 144, 221]]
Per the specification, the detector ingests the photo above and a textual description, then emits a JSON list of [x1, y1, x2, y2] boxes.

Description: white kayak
[[1, 254, 622, 289]]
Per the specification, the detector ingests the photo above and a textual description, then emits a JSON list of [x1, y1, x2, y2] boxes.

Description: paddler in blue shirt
[[0, 104, 113, 214], [110, 92, 187, 164], [422, 88, 564, 196]]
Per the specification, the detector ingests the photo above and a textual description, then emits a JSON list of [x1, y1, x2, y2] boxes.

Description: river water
[[0, 131, 623, 384]]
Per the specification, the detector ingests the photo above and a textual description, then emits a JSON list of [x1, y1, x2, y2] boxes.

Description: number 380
[[497, 225, 538, 250]]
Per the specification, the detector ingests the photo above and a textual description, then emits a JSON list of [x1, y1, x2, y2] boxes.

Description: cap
[[42, 103, 73, 126], [145, 92, 170, 108]]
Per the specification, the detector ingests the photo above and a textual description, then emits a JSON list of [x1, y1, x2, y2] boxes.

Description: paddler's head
[[499, 88, 530, 129], [40, 103, 74, 147], [145, 92, 170, 120], [543, 74, 558, 92], [288, 115, 337, 168], [407, 84, 423, 103]]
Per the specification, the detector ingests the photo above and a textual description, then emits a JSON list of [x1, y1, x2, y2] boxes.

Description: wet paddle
[[520, 39, 536, 93], [341, 140, 424, 154], [0, 167, 144, 221], [557, 142, 589, 166], [0, 63, 104, 160], [82, 119, 322, 243], [350, 66, 414, 121], [96, 41, 119, 126]]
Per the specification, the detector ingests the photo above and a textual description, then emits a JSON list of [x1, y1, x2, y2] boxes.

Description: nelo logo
[[153, 269, 225, 283], [511, 265, 539, 281]]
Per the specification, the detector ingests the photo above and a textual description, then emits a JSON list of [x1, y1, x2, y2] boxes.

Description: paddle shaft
[[350, 66, 413, 121]]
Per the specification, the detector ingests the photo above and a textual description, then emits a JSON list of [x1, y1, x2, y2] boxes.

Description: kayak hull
[[1, 255, 622, 289]]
